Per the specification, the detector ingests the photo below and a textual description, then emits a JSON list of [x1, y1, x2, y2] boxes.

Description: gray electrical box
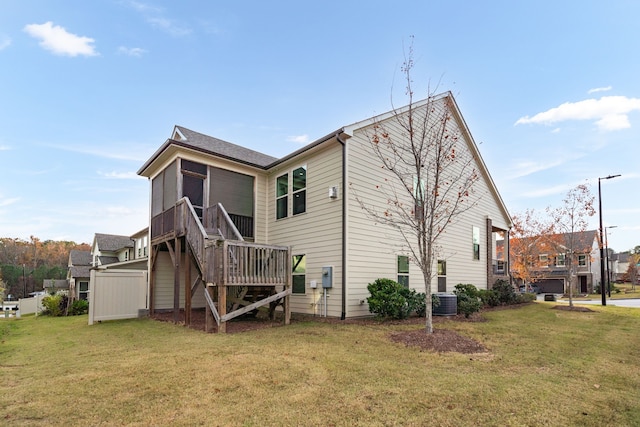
[[321, 266, 333, 288]]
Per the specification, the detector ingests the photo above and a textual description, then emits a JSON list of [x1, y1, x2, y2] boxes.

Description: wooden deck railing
[[220, 240, 290, 287], [204, 204, 244, 241]]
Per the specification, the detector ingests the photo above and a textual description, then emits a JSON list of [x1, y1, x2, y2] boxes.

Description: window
[[276, 166, 307, 219], [79, 282, 89, 301], [472, 226, 480, 260], [276, 174, 288, 219], [437, 260, 446, 276], [292, 255, 306, 294], [397, 256, 409, 287], [292, 166, 307, 215], [578, 254, 587, 266], [437, 260, 447, 292], [556, 253, 566, 267], [539, 254, 548, 267]]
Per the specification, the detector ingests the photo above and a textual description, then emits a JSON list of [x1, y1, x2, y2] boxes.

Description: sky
[[1, 0, 639, 253]]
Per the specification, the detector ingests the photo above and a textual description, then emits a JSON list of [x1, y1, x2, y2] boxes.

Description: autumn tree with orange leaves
[[509, 209, 551, 289]]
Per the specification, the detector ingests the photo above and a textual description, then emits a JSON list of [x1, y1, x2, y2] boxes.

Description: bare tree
[[356, 47, 481, 333], [546, 184, 596, 307]]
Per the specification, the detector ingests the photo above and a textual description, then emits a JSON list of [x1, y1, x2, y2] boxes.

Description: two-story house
[[137, 92, 512, 331], [511, 230, 599, 294]]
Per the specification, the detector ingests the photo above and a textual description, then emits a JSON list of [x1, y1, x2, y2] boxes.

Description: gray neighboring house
[[92, 233, 135, 267], [68, 249, 92, 301]]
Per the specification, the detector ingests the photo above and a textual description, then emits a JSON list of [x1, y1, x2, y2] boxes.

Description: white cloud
[[0, 197, 20, 207], [515, 96, 640, 131], [147, 17, 192, 36], [117, 46, 147, 57], [23, 22, 97, 57], [588, 86, 612, 94], [98, 171, 139, 179], [287, 134, 310, 144], [124, 2, 192, 36], [126, 0, 163, 14], [45, 143, 151, 162], [0, 145, 10, 150], [0, 36, 11, 50], [507, 159, 565, 179]]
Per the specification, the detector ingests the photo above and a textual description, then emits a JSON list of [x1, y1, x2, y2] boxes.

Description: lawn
[[1, 302, 640, 426], [567, 282, 640, 300]]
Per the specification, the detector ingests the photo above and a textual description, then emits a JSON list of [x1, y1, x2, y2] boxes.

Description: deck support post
[[173, 238, 181, 323], [184, 242, 192, 326]]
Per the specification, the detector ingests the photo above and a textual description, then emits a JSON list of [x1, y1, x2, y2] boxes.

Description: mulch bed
[[150, 302, 571, 354]]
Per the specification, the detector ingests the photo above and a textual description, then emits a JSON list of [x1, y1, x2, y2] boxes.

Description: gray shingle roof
[[69, 250, 92, 266], [95, 233, 134, 252], [98, 256, 120, 265], [69, 266, 91, 278], [175, 126, 278, 168]]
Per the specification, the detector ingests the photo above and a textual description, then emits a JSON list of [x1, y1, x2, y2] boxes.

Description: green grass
[[566, 282, 640, 300], [2, 303, 640, 426]]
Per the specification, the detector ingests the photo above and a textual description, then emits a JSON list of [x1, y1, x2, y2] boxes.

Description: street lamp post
[[605, 226, 617, 297], [599, 174, 621, 306]]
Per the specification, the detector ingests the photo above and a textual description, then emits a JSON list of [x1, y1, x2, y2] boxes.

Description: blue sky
[[1, 0, 639, 252]]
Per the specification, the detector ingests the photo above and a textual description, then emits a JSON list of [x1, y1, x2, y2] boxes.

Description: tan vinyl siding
[[153, 251, 206, 310], [346, 102, 510, 314], [267, 141, 343, 316]]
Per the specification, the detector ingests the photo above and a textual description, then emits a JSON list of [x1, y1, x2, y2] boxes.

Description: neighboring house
[[510, 230, 600, 294], [91, 233, 136, 267], [75, 231, 149, 304], [43, 279, 70, 294], [137, 92, 512, 330], [611, 251, 630, 282], [67, 249, 92, 301]]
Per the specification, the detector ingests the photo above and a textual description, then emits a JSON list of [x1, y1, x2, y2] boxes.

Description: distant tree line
[[0, 236, 90, 299]]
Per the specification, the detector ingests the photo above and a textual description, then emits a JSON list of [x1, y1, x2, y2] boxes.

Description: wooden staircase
[[173, 198, 291, 332]]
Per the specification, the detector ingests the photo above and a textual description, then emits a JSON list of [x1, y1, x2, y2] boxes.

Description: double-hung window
[[578, 254, 587, 266], [397, 256, 409, 287], [276, 174, 288, 219], [556, 253, 566, 267], [472, 226, 480, 260], [276, 166, 307, 219]]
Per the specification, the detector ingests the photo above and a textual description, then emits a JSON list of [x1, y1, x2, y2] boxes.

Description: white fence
[[88, 270, 148, 325], [17, 294, 46, 317]]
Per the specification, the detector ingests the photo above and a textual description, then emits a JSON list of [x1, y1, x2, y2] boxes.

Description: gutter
[[336, 132, 347, 320]]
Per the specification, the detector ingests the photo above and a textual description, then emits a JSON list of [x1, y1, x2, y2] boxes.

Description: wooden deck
[[150, 198, 291, 333]]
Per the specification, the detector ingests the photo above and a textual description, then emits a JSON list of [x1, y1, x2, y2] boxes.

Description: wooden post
[[173, 238, 181, 323], [284, 247, 291, 325], [205, 284, 215, 333], [218, 240, 228, 333], [149, 245, 157, 315], [184, 242, 192, 326]]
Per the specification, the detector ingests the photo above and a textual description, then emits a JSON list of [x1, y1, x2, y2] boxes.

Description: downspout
[[336, 132, 347, 320]]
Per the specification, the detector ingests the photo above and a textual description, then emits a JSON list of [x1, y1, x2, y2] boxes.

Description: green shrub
[[367, 278, 428, 319], [492, 279, 517, 305], [414, 293, 440, 317], [478, 289, 500, 307], [69, 299, 89, 316], [515, 292, 537, 303], [453, 283, 482, 318], [41, 294, 64, 317]]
